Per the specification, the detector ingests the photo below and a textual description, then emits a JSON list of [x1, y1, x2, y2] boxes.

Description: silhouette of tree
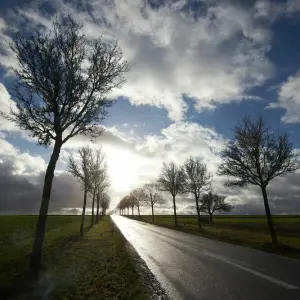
[[182, 157, 211, 228], [2, 16, 128, 275], [200, 191, 232, 223], [68, 147, 93, 236], [158, 162, 185, 226], [118, 196, 131, 215], [99, 193, 111, 215], [219, 116, 300, 247], [143, 183, 164, 223], [130, 188, 146, 217], [89, 148, 109, 224]]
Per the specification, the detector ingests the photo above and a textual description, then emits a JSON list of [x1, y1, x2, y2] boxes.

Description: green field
[[0, 215, 147, 300], [127, 214, 300, 259]]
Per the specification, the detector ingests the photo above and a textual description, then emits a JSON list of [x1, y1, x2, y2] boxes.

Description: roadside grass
[[127, 215, 300, 260], [0, 215, 148, 300]]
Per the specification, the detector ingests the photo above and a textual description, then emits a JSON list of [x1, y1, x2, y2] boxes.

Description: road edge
[[111, 217, 171, 300]]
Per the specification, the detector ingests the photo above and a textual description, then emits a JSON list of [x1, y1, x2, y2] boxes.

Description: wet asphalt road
[[111, 215, 300, 300]]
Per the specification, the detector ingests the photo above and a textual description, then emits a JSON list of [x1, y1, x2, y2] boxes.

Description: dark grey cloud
[[0, 160, 89, 214]]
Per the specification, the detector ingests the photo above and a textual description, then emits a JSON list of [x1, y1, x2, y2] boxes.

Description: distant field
[[127, 214, 300, 259], [0, 215, 147, 300]]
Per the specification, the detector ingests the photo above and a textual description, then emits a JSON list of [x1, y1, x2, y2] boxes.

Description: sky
[[1, 0, 300, 215]]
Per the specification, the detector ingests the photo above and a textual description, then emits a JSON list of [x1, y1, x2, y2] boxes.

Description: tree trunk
[[80, 185, 87, 236], [131, 206, 133, 215], [91, 189, 96, 225], [261, 185, 278, 247], [209, 212, 213, 224], [195, 194, 201, 228], [151, 204, 154, 223], [137, 205, 140, 217], [96, 193, 100, 222], [172, 195, 178, 226], [29, 139, 62, 277]]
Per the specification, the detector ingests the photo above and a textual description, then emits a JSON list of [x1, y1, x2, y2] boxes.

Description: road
[[111, 215, 300, 300]]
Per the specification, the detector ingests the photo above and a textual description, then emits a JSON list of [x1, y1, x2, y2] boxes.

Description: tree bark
[[137, 205, 140, 217], [261, 185, 278, 247], [80, 185, 87, 236], [29, 139, 62, 277], [151, 204, 154, 223], [131, 206, 133, 215], [91, 189, 96, 225], [209, 212, 213, 224], [195, 194, 201, 228], [96, 192, 100, 222], [172, 195, 178, 226]]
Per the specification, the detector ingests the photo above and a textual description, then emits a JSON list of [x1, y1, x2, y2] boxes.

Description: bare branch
[[4, 16, 128, 146], [218, 116, 300, 188], [158, 162, 185, 197]]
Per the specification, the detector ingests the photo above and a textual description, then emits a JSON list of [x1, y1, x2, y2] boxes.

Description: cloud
[[0, 137, 46, 175], [0, 121, 225, 213], [0, 137, 86, 213], [1, 0, 300, 215], [286, 0, 300, 14], [0, 17, 18, 70], [1, 0, 275, 121], [1, 124, 300, 214], [0, 83, 18, 131], [268, 71, 300, 123], [0, 159, 84, 213]]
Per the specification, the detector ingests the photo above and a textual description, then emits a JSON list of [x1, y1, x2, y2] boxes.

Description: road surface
[[111, 215, 300, 300]]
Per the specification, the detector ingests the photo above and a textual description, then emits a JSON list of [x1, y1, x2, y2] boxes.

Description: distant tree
[[117, 196, 130, 216], [89, 148, 105, 224], [128, 195, 135, 215], [131, 188, 146, 217], [99, 193, 111, 215], [218, 116, 300, 247], [200, 192, 232, 223], [158, 162, 185, 226], [143, 183, 164, 223], [2, 16, 128, 275], [182, 157, 211, 228], [89, 148, 109, 224], [68, 147, 93, 237]]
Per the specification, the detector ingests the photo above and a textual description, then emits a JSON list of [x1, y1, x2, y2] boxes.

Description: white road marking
[[202, 250, 299, 290]]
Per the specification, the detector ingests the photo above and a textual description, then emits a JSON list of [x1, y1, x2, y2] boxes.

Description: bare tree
[[2, 16, 128, 275], [218, 116, 300, 247], [131, 188, 146, 217], [158, 162, 185, 226], [117, 196, 130, 216], [89, 148, 109, 224], [200, 192, 232, 224], [99, 193, 111, 216], [68, 147, 93, 237], [143, 183, 164, 223], [128, 195, 135, 215], [182, 157, 211, 228]]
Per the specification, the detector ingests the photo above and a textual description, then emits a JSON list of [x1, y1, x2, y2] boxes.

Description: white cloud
[[0, 137, 46, 176], [0, 83, 18, 131], [61, 122, 225, 207], [1, 123, 300, 214], [269, 71, 300, 123], [1, 0, 275, 121]]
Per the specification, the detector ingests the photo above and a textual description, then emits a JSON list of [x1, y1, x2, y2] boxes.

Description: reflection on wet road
[[111, 215, 300, 300]]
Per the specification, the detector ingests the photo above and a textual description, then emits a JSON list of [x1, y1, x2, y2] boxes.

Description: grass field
[[0, 215, 148, 300], [127, 214, 300, 259]]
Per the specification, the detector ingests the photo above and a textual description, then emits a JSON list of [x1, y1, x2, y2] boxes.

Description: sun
[[106, 148, 141, 192]]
